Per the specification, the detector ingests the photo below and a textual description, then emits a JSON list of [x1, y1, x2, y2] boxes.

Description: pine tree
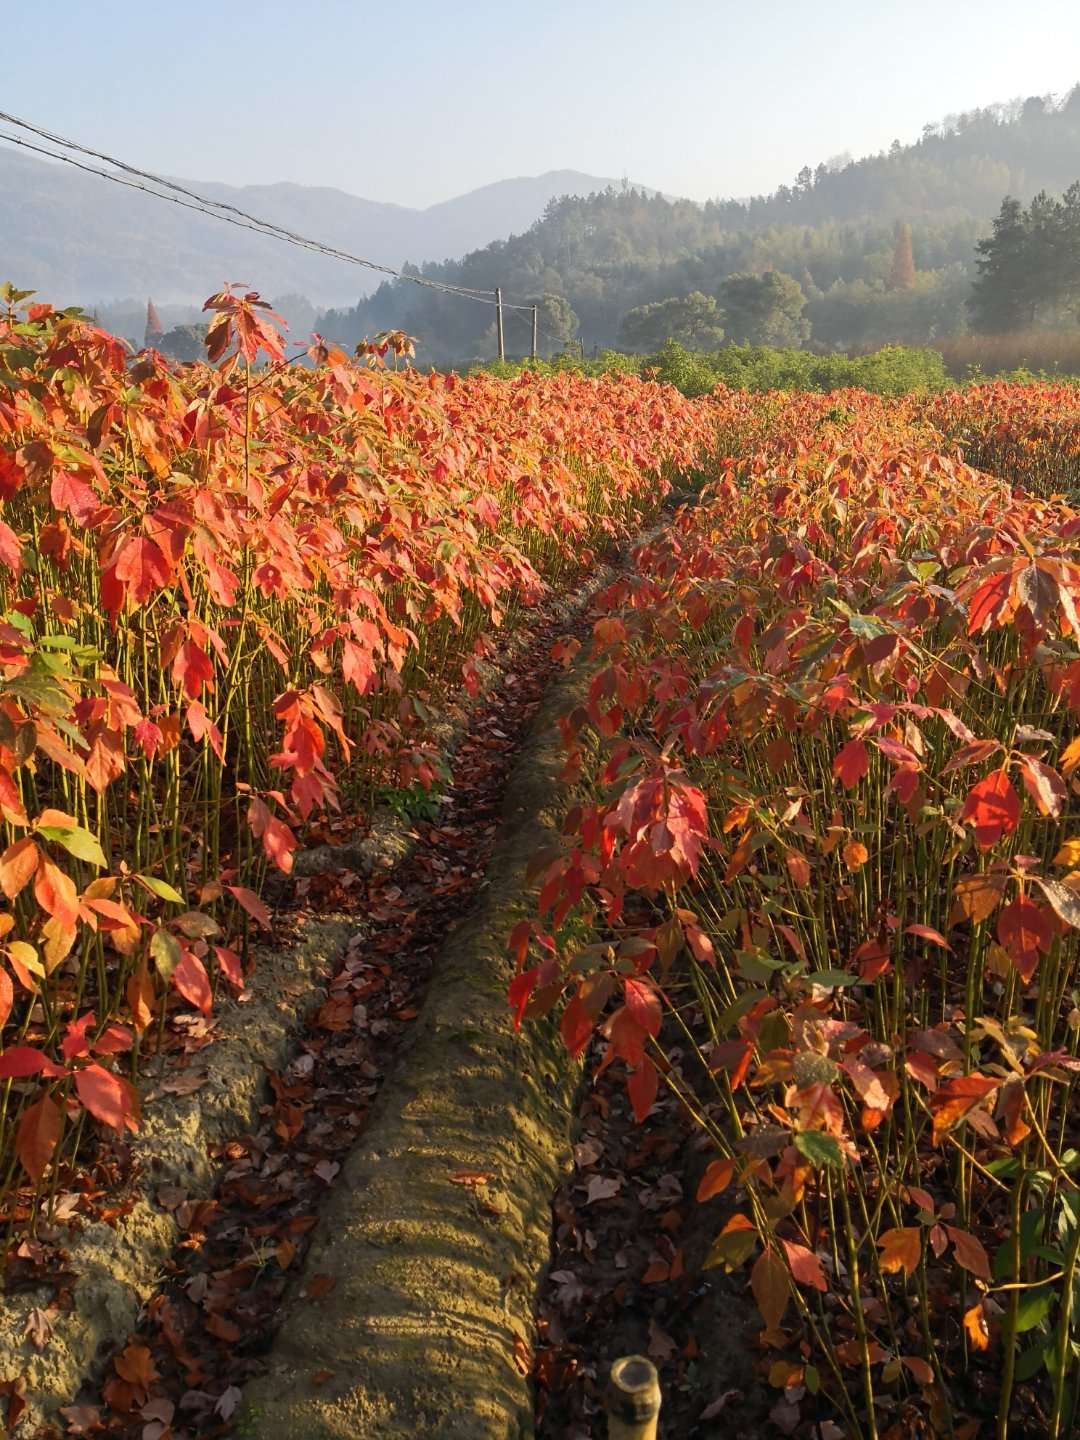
[[144, 299, 164, 347], [888, 222, 916, 289], [968, 198, 1032, 332]]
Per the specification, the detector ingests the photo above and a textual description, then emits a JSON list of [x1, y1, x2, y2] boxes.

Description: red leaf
[[213, 944, 245, 988], [74, 1063, 139, 1132], [833, 739, 869, 789], [559, 994, 594, 1059], [904, 923, 951, 951], [997, 896, 1052, 982], [960, 770, 1020, 850], [173, 949, 213, 1015], [508, 967, 539, 1030], [172, 640, 214, 699], [0, 519, 22, 574], [781, 1239, 828, 1292], [248, 797, 297, 874], [627, 1056, 658, 1122], [226, 884, 271, 930], [0, 1046, 65, 1079], [945, 1225, 991, 1280], [33, 857, 79, 928], [113, 535, 171, 606], [61, 1011, 96, 1060], [623, 977, 661, 1037], [50, 470, 100, 525], [967, 569, 1014, 634], [16, 1093, 62, 1180]]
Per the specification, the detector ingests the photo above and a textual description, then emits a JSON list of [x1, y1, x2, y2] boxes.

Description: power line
[[0, 111, 536, 311]]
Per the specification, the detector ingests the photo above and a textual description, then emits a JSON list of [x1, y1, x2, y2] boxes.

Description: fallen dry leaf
[[449, 1169, 496, 1187]]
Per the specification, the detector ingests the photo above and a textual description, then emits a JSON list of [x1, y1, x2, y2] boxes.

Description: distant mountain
[[0, 148, 649, 307]]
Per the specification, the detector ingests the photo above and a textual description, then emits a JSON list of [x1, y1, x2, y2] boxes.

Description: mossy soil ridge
[[240, 657, 586, 1440]]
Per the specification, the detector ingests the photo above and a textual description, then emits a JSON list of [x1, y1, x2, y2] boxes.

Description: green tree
[[158, 324, 207, 363], [530, 293, 579, 353], [719, 271, 810, 347], [968, 197, 1033, 331], [619, 291, 725, 351]]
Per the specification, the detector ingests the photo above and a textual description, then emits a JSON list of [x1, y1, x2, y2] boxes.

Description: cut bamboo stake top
[[605, 1355, 662, 1440]]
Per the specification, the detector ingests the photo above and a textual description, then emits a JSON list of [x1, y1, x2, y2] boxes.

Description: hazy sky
[[5, 1, 1080, 207]]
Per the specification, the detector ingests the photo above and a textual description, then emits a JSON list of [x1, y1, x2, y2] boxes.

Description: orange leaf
[[950, 874, 1005, 926], [963, 1301, 991, 1351], [33, 857, 79, 928], [751, 1246, 790, 1332], [125, 963, 155, 1032], [696, 1157, 736, 1202], [877, 1227, 922, 1277], [0, 837, 38, 900]]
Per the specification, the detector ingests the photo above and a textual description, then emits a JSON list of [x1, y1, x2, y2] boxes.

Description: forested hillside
[[321, 88, 1080, 360]]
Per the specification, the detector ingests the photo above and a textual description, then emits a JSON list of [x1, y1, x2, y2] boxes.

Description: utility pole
[[495, 288, 505, 362], [531, 304, 538, 361], [579, 336, 585, 361]]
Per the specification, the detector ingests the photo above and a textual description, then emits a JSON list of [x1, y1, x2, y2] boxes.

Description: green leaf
[[1015, 1286, 1054, 1334], [794, 1131, 843, 1170], [716, 989, 766, 1035], [37, 824, 106, 868], [848, 613, 890, 639], [805, 968, 858, 988], [150, 927, 182, 982], [1015, 1344, 1048, 1382], [136, 874, 185, 904], [985, 1156, 1023, 1179], [703, 1224, 758, 1272], [736, 948, 786, 983]]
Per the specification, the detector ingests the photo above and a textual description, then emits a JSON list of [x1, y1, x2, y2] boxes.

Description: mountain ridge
[[0, 149, 653, 306]]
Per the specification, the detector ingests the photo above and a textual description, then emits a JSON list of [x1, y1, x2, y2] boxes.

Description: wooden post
[[531, 304, 538, 360], [495, 288, 505, 362], [605, 1355, 661, 1440]]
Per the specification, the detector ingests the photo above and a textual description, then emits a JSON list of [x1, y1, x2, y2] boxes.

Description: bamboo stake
[[605, 1355, 661, 1440]]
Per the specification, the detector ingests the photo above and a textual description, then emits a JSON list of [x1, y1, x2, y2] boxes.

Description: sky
[[5, 0, 1080, 208]]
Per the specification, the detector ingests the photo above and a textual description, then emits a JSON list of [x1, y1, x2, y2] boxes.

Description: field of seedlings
[[2, 283, 1080, 1439], [519, 384, 1080, 1438]]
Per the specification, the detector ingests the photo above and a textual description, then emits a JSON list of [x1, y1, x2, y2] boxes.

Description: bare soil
[[532, 1027, 771, 1440]]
